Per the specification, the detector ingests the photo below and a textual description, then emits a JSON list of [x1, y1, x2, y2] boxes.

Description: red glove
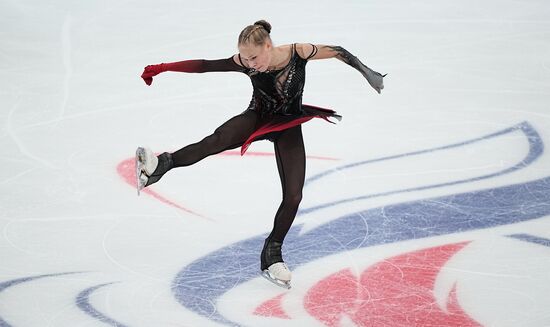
[[141, 64, 166, 86], [141, 61, 206, 86]]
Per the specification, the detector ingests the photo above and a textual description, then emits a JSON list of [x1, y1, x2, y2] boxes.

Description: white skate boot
[[260, 239, 292, 289], [262, 262, 292, 289], [135, 147, 158, 195]]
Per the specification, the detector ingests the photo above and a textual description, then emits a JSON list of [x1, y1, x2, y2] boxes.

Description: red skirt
[[240, 104, 342, 155]]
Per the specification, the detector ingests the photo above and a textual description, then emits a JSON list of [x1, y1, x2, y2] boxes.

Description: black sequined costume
[[241, 44, 327, 113], [232, 44, 340, 153]]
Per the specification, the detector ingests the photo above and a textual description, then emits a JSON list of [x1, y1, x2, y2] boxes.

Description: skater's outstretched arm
[[297, 43, 386, 94], [141, 56, 244, 85]]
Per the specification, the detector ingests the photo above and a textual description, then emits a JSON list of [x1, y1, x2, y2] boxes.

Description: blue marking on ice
[[0, 272, 86, 327], [301, 121, 541, 214], [76, 282, 128, 327], [508, 234, 550, 248]]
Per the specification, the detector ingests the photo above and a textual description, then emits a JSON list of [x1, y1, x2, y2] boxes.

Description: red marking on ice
[[304, 268, 359, 326], [116, 158, 207, 219], [253, 293, 291, 319], [118, 151, 338, 215], [304, 242, 480, 327]]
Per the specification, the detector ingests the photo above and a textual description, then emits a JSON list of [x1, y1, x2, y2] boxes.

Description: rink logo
[[1, 123, 549, 327], [172, 121, 550, 326]]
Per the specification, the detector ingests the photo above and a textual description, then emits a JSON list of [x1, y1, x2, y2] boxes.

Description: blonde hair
[[238, 20, 272, 46]]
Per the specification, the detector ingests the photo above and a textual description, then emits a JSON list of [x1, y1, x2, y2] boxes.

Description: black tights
[[268, 125, 305, 242], [171, 110, 259, 167], [171, 110, 305, 244]]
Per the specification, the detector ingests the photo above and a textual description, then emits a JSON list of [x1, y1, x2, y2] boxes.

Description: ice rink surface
[[2, 0, 550, 326]]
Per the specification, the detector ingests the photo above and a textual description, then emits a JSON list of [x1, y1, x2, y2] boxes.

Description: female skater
[[137, 20, 385, 288]]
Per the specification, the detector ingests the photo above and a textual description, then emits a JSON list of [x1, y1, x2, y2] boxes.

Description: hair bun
[[254, 20, 272, 34]]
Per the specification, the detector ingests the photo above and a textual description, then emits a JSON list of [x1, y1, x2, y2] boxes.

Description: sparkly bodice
[[241, 44, 308, 116]]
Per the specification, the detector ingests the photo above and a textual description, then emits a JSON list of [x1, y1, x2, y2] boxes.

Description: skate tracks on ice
[[1, 121, 550, 327]]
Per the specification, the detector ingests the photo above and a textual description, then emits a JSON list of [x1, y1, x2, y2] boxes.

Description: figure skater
[[137, 19, 385, 288]]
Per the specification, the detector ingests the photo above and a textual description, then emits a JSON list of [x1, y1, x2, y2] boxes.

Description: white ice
[[1, 0, 550, 326]]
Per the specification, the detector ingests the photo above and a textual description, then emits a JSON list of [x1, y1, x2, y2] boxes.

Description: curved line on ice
[[301, 121, 541, 214], [76, 282, 130, 327], [0, 272, 87, 327]]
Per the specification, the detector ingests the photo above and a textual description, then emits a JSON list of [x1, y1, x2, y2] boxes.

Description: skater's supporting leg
[[270, 125, 306, 242], [171, 110, 259, 167], [261, 125, 306, 271]]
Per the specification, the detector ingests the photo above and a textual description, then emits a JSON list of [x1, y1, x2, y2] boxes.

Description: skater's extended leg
[[171, 110, 258, 167], [137, 110, 258, 191], [261, 125, 305, 280]]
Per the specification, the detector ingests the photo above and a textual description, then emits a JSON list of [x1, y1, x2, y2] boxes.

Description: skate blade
[[261, 270, 291, 289], [135, 147, 148, 196]]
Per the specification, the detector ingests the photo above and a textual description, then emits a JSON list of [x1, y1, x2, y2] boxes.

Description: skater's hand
[[141, 64, 165, 86], [361, 65, 387, 94]]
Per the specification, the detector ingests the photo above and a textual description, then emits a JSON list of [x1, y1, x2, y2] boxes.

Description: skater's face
[[238, 41, 272, 72]]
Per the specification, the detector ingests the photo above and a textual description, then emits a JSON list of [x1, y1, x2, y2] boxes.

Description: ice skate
[[262, 262, 291, 289], [260, 239, 292, 289], [135, 147, 173, 195]]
